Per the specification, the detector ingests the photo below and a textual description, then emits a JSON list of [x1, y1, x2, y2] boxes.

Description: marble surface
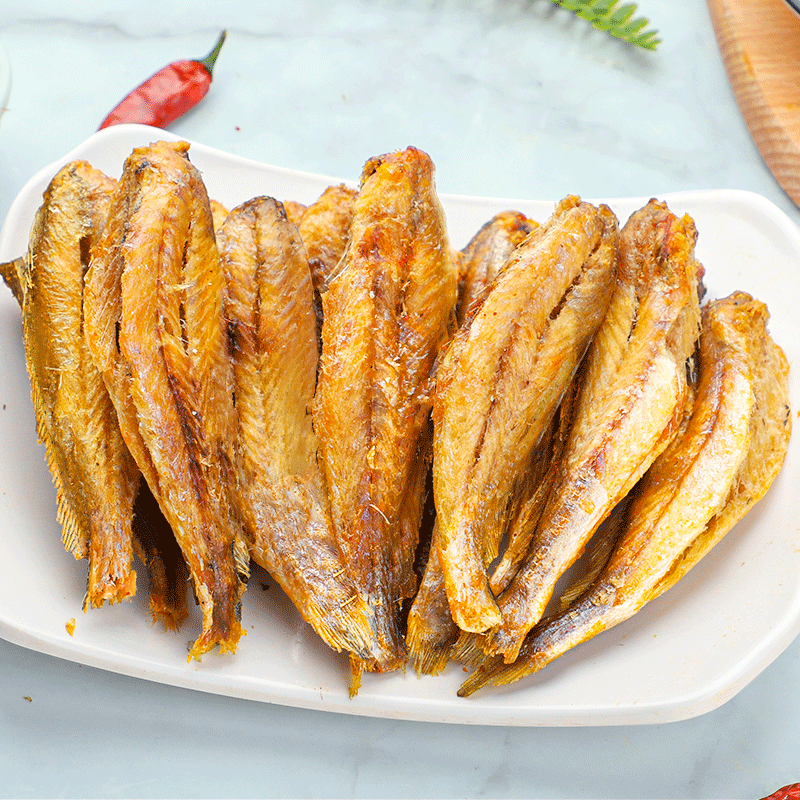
[[1, 1, 799, 797]]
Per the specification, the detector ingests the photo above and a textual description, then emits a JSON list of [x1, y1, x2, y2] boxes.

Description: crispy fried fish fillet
[[486, 379, 579, 598], [314, 147, 458, 674], [14, 161, 141, 609], [456, 210, 537, 325], [434, 197, 619, 635], [297, 184, 358, 293], [217, 195, 376, 661], [407, 387, 576, 675], [459, 290, 790, 694], [647, 292, 791, 594], [406, 521, 454, 674], [482, 199, 703, 663], [84, 140, 249, 659]]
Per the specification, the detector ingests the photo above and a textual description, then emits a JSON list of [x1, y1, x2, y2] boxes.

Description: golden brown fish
[[482, 199, 703, 663], [406, 522, 454, 674], [14, 161, 141, 609], [459, 290, 790, 695], [434, 197, 619, 635], [314, 146, 458, 674], [456, 210, 537, 325], [3, 172, 187, 627], [407, 385, 576, 675], [282, 200, 308, 227], [647, 292, 791, 594], [486, 379, 579, 599], [131, 481, 190, 631], [297, 184, 358, 293], [0, 256, 23, 305], [84, 140, 249, 659], [209, 199, 230, 232], [217, 195, 376, 662]]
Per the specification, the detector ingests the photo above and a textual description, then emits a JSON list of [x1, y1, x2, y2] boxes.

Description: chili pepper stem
[[198, 31, 227, 76]]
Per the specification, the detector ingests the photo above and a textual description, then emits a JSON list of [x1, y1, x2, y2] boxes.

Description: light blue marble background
[[1, 1, 799, 797]]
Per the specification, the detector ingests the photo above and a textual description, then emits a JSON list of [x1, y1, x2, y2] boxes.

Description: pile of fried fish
[[1, 140, 791, 697]]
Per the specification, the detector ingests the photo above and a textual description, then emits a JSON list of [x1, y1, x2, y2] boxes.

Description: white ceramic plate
[[1, 124, 799, 727]]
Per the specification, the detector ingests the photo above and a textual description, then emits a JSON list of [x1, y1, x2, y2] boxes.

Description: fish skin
[[483, 199, 703, 663], [209, 199, 230, 233], [84, 140, 248, 659], [297, 184, 358, 293], [314, 146, 458, 672], [217, 196, 376, 660], [456, 210, 537, 325], [648, 291, 791, 595], [406, 208, 567, 674], [16, 161, 141, 609], [0, 257, 24, 305], [447, 384, 582, 667], [408, 384, 577, 675], [459, 290, 790, 695], [434, 198, 618, 635]]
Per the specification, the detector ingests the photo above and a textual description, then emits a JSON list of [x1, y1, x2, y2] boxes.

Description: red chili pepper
[[99, 31, 227, 130], [762, 784, 800, 800]]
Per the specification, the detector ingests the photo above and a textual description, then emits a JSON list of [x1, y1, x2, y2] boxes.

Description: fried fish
[[296, 184, 358, 293], [434, 197, 619, 635], [456, 209, 537, 325], [482, 199, 703, 663], [14, 161, 141, 609], [459, 290, 790, 694], [314, 146, 458, 675], [407, 377, 577, 675], [84, 140, 249, 659], [218, 195, 376, 663]]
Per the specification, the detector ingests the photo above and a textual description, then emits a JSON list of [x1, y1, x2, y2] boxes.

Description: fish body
[[434, 197, 618, 635], [297, 184, 358, 293], [406, 520, 456, 675], [483, 199, 703, 663], [209, 199, 230, 233], [408, 376, 578, 674], [459, 290, 790, 695], [314, 147, 458, 672], [218, 196, 376, 660], [456, 209, 537, 325], [17, 161, 140, 609], [84, 140, 248, 659], [131, 480, 190, 631], [282, 200, 308, 226]]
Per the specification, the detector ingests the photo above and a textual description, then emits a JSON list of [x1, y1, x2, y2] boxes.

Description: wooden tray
[[708, 0, 800, 207]]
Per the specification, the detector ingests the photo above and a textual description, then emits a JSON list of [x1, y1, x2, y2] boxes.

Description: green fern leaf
[[549, 0, 661, 50]]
